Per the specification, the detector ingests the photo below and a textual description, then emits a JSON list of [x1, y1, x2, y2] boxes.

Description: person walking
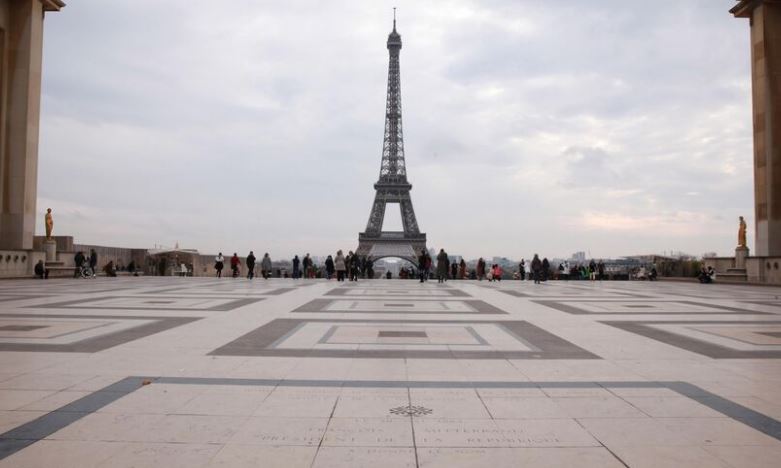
[[459, 259, 467, 279], [365, 257, 374, 279], [589, 259, 597, 281], [260, 253, 272, 279], [325, 255, 335, 280], [349, 252, 360, 282], [436, 249, 448, 283], [418, 249, 428, 283], [230, 253, 240, 278], [246, 251, 256, 279], [597, 260, 605, 281], [519, 259, 526, 281], [73, 251, 85, 278], [89, 249, 98, 274], [302, 254, 312, 279], [292, 255, 300, 279], [335, 250, 347, 282], [542, 257, 550, 282], [215, 252, 225, 277], [531, 254, 542, 284], [477, 258, 486, 281], [450, 261, 458, 281]]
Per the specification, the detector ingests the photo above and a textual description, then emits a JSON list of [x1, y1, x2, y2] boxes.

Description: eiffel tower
[[356, 13, 426, 264]]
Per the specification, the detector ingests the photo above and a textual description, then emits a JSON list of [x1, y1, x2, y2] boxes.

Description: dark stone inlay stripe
[[0, 376, 153, 460], [665, 381, 781, 441], [378, 331, 427, 338], [326, 288, 471, 297], [498, 290, 648, 299], [0, 314, 200, 353], [0, 296, 38, 303], [602, 320, 781, 358], [208, 318, 599, 359], [535, 299, 768, 315], [27, 296, 265, 312], [0, 377, 780, 461], [292, 299, 507, 315], [758, 331, 781, 338], [0, 325, 48, 331]]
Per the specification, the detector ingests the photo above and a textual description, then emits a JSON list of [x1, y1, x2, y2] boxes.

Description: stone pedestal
[[735, 246, 750, 269], [43, 239, 56, 262]]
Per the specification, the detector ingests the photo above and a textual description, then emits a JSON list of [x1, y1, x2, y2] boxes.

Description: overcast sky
[[37, 0, 752, 260]]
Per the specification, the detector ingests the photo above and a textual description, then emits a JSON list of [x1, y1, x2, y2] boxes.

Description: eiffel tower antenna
[[356, 12, 427, 264]]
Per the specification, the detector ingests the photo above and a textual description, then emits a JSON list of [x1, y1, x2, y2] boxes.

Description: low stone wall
[[747, 257, 781, 284], [71, 244, 146, 270], [703, 256, 781, 284], [0, 250, 45, 278]]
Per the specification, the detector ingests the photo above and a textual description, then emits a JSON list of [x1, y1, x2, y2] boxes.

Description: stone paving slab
[[0, 277, 779, 467]]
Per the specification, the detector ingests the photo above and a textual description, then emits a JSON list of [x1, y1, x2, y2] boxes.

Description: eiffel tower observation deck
[[356, 13, 427, 264]]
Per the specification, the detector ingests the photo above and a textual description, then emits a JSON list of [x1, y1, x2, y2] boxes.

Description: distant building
[[571, 251, 586, 262]]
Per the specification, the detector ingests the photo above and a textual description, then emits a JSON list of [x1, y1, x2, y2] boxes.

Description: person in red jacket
[[230, 253, 240, 278]]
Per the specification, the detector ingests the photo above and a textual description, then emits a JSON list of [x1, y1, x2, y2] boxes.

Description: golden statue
[[44, 208, 53, 240], [738, 216, 747, 247]]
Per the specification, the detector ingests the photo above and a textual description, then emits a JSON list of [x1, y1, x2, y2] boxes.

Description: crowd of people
[[203, 248, 665, 284], [32, 246, 672, 284]]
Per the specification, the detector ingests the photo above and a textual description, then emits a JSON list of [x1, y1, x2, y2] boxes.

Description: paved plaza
[[0, 277, 779, 467]]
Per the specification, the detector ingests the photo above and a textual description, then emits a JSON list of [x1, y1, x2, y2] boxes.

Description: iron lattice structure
[[356, 17, 426, 264]]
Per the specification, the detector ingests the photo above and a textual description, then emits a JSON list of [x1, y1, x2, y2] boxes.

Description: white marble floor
[[0, 277, 779, 467]]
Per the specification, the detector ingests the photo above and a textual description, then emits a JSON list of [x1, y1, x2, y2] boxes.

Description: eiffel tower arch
[[356, 14, 426, 264]]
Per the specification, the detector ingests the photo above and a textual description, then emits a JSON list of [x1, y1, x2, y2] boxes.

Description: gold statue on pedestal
[[44, 208, 53, 240], [738, 216, 747, 247]]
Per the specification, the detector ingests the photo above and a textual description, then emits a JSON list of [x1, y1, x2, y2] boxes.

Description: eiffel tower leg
[[365, 196, 387, 236], [399, 198, 420, 234]]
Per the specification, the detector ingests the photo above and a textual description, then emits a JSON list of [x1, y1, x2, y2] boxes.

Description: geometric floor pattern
[[0, 277, 779, 467]]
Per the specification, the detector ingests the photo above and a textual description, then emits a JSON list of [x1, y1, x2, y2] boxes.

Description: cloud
[[35, 0, 754, 259]]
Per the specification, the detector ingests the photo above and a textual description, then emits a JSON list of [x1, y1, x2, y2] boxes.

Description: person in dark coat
[[302, 254, 312, 279], [73, 251, 85, 278], [418, 249, 428, 283], [89, 249, 98, 272], [292, 255, 300, 279], [349, 252, 360, 282], [365, 258, 374, 279], [597, 260, 605, 281], [531, 254, 542, 284], [519, 259, 526, 281], [246, 251, 256, 279], [542, 257, 550, 281], [34, 260, 48, 279], [450, 261, 458, 280], [436, 249, 449, 283], [477, 258, 486, 281], [325, 255, 335, 280]]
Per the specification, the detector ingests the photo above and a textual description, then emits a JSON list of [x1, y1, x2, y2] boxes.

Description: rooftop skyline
[[37, 1, 751, 259]]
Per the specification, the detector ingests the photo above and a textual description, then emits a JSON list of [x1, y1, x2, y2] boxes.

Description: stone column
[[732, 0, 781, 256], [0, 0, 63, 251]]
